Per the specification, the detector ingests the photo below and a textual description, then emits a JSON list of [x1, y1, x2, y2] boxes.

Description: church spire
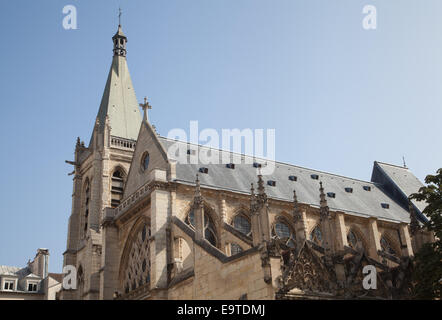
[[91, 23, 141, 145]]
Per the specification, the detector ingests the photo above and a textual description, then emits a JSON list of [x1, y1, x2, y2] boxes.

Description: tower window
[[311, 174, 319, 180], [82, 180, 91, 239], [111, 169, 125, 208]]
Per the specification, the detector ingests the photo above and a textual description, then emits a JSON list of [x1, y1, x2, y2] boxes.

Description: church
[[60, 24, 434, 300]]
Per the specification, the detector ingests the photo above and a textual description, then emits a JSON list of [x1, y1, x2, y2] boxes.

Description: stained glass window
[[310, 225, 323, 245], [380, 236, 398, 257], [123, 224, 151, 294], [186, 210, 217, 247], [232, 214, 251, 236], [272, 220, 296, 248]]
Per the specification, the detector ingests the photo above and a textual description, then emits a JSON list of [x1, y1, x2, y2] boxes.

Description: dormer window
[[199, 167, 209, 174], [28, 282, 38, 292], [327, 192, 336, 198], [311, 174, 319, 180], [3, 280, 14, 291], [253, 162, 262, 168], [226, 163, 235, 169], [381, 203, 390, 209], [288, 175, 297, 181], [345, 187, 353, 193], [363, 186, 371, 191], [267, 180, 276, 187], [187, 149, 196, 155]]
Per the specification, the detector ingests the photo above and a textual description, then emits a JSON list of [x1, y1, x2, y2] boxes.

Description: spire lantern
[[112, 22, 127, 57]]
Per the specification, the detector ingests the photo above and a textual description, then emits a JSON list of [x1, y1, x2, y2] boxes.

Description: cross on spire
[[139, 96, 152, 122]]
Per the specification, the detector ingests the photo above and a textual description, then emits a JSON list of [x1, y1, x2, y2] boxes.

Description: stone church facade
[[60, 25, 433, 300]]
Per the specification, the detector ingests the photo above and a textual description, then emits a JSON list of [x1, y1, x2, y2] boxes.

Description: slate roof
[[0, 265, 40, 280], [158, 137, 412, 224], [373, 162, 427, 213]]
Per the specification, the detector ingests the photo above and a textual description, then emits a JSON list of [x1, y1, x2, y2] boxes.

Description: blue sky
[[0, 0, 441, 273]]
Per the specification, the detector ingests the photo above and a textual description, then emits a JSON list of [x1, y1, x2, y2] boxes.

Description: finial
[[293, 189, 302, 223], [112, 16, 127, 57], [257, 171, 265, 195], [194, 174, 203, 207], [118, 7, 122, 26], [319, 181, 329, 218], [402, 156, 407, 168], [195, 174, 201, 195], [139, 96, 152, 122]]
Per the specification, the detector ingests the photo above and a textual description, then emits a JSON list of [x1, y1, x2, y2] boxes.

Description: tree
[[409, 168, 442, 299]]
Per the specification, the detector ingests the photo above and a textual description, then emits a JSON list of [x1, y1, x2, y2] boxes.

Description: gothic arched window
[[123, 224, 151, 294], [77, 265, 84, 299], [230, 243, 243, 256], [347, 230, 364, 250], [141, 152, 150, 172], [82, 179, 91, 238], [186, 209, 218, 247], [310, 225, 323, 246], [111, 168, 125, 208], [380, 236, 398, 257], [232, 213, 251, 236], [272, 219, 296, 248]]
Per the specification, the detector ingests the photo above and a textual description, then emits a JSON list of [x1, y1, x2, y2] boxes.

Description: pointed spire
[[91, 24, 141, 145]]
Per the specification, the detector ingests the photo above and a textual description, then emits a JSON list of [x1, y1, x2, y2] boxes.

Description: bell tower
[[61, 21, 142, 300]]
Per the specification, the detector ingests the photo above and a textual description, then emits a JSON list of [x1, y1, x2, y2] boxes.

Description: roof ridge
[[158, 136, 375, 184], [375, 161, 410, 170]]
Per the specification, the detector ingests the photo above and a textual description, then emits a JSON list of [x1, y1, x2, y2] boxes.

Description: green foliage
[[409, 168, 442, 299]]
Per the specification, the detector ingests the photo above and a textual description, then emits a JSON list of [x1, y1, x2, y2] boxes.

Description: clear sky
[[0, 0, 441, 273]]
